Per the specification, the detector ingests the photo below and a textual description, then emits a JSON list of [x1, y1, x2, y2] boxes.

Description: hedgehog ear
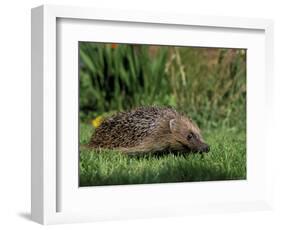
[[169, 119, 177, 133]]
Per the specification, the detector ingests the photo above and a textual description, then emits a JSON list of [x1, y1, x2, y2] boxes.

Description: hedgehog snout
[[199, 143, 210, 153]]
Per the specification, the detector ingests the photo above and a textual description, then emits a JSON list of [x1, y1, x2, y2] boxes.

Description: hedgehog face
[[169, 117, 210, 153]]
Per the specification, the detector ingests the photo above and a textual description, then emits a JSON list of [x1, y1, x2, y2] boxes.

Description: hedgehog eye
[[187, 133, 193, 140]]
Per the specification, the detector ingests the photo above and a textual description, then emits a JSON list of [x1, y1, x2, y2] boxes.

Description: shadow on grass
[[126, 150, 207, 160]]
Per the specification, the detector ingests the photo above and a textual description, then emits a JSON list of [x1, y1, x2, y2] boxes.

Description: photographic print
[[79, 42, 246, 186]]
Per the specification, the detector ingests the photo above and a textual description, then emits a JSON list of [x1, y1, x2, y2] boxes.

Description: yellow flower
[[91, 116, 104, 128]]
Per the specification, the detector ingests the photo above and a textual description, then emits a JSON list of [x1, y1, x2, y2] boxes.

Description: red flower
[[111, 44, 117, 49]]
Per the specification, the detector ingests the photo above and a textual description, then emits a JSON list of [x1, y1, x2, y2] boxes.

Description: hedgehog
[[87, 106, 210, 155]]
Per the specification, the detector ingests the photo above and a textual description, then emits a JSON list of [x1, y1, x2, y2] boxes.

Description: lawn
[[79, 123, 246, 186]]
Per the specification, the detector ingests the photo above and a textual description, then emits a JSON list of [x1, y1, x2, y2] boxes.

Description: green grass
[[79, 123, 246, 186]]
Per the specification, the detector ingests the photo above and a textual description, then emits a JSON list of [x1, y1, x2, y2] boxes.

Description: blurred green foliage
[[79, 43, 246, 130]]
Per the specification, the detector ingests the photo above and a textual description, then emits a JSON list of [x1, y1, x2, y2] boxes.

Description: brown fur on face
[[88, 106, 210, 155], [167, 116, 209, 153]]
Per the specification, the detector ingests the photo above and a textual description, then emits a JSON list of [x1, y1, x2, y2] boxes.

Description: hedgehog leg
[[115, 146, 148, 156], [117, 143, 167, 156]]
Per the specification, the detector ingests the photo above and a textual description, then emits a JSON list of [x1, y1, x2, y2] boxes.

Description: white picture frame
[[31, 5, 274, 225]]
